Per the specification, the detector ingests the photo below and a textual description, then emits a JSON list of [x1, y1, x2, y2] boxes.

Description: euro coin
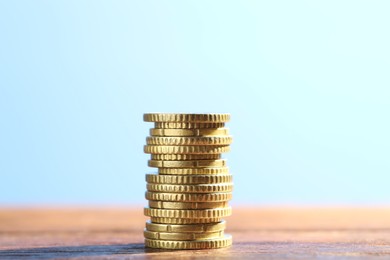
[[148, 201, 229, 209], [144, 145, 230, 155], [150, 154, 221, 161], [145, 220, 226, 233], [158, 167, 229, 175], [144, 234, 232, 249], [148, 159, 227, 168], [144, 113, 230, 123], [145, 192, 233, 202], [154, 122, 225, 129], [146, 136, 232, 146], [144, 229, 224, 241], [146, 183, 233, 193], [145, 174, 233, 184], [150, 128, 229, 137], [150, 217, 223, 224], [144, 207, 232, 219]]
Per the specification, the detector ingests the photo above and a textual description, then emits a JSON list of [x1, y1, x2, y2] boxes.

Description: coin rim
[[144, 145, 230, 155], [145, 220, 226, 233], [144, 113, 230, 123], [145, 174, 233, 184], [146, 183, 234, 193], [145, 191, 233, 202], [148, 159, 227, 168], [144, 207, 232, 218], [148, 200, 230, 209], [143, 229, 224, 241], [154, 122, 226, 129], [158, 167, 230, 175], [150, 128, 229, 137], [150, 154, 221, 160], [150, 217, 223, 224], [144, 234, 232, 249], [146, 136, 233, 146]]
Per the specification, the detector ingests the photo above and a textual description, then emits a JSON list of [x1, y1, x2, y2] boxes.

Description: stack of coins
[[143, 113, 233, 250]]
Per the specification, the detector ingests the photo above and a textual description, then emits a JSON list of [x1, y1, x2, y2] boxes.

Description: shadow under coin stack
[[143, 113, 233, 249]]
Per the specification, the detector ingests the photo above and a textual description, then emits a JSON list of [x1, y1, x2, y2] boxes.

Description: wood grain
[[1, 207, 390, 259]]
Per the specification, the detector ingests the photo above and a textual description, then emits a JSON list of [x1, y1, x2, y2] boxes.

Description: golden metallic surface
[[158, 167, 229, 175], [143, 113, 233, 249], [144, 207, 232, 219], [145, 192, 233, 202], [150, 217, 222, 224], [150, 154, 221, 161], [144, 113, 230, 123], [144, 145, 230, 155], [147, 183, 233, 193], [144, 234, 232, 249], [148, 159, 227, 168], [150, 128, 229, 137], [146, 136, 232, 146], [144, 229, 224, 241], [145, 174, 233, 184], [145, 220, 226, 233], [148, 201, 229, 209], [154, 122, 225, 129]]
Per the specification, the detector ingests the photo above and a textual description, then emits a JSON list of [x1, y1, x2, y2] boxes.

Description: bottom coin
[[144, 229, 224, 241], [144, 234, 232, 250]]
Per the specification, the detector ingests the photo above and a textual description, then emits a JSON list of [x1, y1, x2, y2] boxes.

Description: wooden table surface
[[1, 207, 390, 259]]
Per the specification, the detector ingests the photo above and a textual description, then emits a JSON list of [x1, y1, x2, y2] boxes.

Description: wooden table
[[1, 207, 390, 259]]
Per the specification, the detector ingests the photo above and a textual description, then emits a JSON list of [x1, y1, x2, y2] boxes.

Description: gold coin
[[148, 201, 229, 209], [144, 229, 224, 241], [150, 154, 221, 161], [146, 174, 233, 184], [145, 220, 226, 233], [144, 145, 230, 155], [150, 217, 222, 224], [146, 136, 232, 146], [144, 113, 230, 123], [155, 122, 225, 129], [147, 183, 233, 193], [145, 192, 233, 202], [144, 207, 232, 218], [148, 159, 227, 168], [150, 128, 229, 137], [144, 234, 232, 249], [158, 167, 229, 175]]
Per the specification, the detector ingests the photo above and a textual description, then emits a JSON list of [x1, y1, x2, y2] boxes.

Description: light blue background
[[1, 1, 389, 205]]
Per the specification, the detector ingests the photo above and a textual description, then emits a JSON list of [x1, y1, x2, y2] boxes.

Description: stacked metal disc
[[143, 113, 233, 250]]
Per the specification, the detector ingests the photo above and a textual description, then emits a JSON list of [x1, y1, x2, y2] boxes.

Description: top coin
[[144, 113, 230, 123]]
